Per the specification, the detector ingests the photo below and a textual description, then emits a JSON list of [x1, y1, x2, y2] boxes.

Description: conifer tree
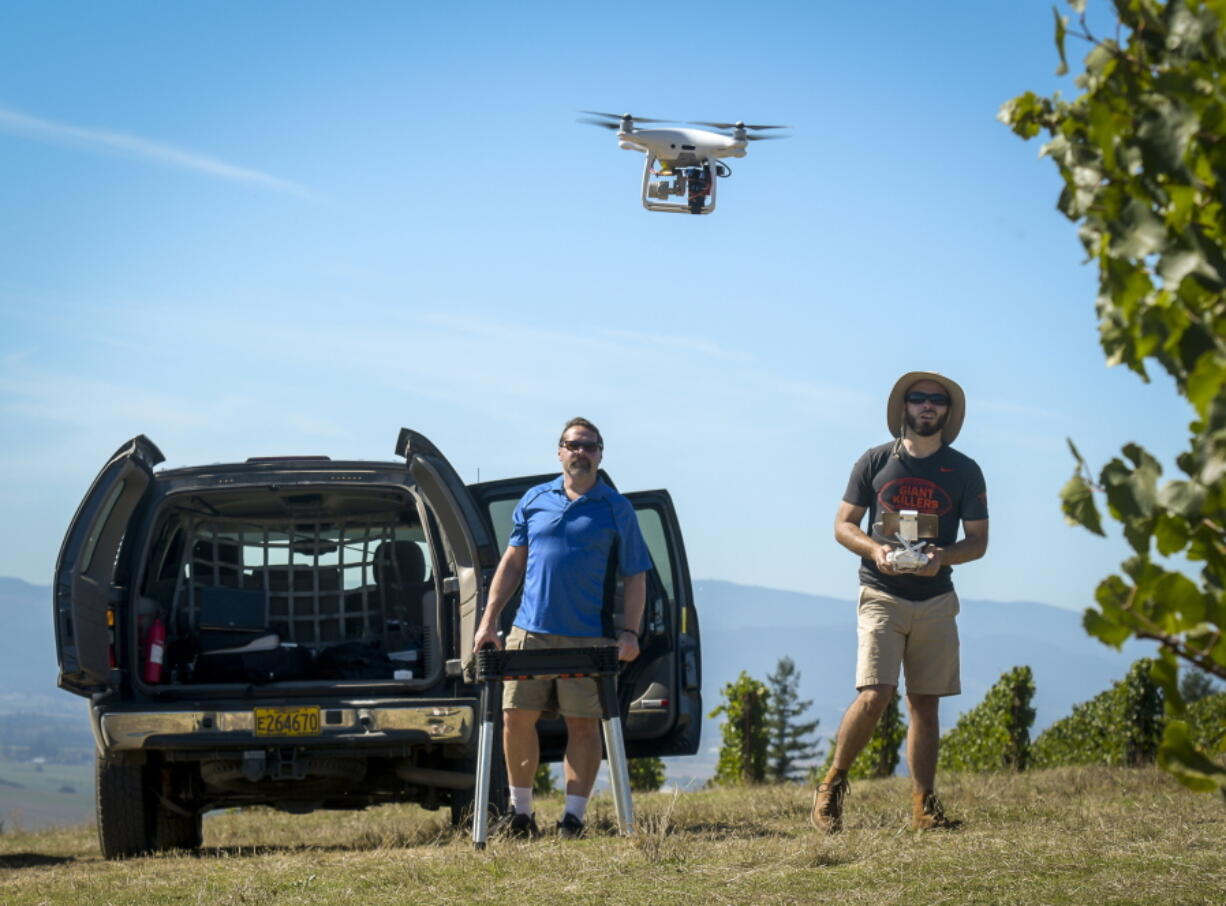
[[765, 656, 821, 782]]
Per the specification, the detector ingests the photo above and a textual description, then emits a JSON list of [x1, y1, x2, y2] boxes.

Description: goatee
[[905, 410, 948, 437]]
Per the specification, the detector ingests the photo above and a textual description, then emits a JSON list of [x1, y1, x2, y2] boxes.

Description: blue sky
[[0, 1, 1192, 612]]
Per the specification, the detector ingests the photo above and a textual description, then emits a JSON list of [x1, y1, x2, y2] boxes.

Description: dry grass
[[1, 765, 1223, 905]]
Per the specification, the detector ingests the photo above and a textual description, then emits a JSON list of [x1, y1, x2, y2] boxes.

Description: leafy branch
[[1001, 0, 1226, 796]]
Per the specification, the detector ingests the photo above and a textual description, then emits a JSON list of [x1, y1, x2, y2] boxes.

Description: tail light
[[107, 608, 116, 669]]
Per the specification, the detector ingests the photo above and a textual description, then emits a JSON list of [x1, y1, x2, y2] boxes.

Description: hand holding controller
[[886, 541, 930, 571], [880, 509, 930, 572]]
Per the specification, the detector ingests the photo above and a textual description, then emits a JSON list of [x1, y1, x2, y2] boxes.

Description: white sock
[[510, 785, 533, 816], [564, 794, 588, 821]]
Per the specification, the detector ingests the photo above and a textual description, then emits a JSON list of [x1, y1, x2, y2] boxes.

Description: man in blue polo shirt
[[473, 417, 653, 839]]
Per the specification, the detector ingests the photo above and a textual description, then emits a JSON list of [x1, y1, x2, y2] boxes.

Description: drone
[[579, 111, 790, 215]]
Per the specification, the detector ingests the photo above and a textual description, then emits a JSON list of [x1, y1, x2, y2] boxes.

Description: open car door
[[466, 474, 701, 758], [395, 429, 498, 673], [622, 488, 701, 757], [55, 435, 164, 696]]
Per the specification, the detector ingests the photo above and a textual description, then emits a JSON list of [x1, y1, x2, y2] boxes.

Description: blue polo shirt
[[509, 476, 654, 638]]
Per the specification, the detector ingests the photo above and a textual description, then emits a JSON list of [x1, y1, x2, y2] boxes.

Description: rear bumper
[[95, 701, 475, 753]]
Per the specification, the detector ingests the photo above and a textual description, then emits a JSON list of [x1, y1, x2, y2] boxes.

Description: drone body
[[580, 112, 789, 215]]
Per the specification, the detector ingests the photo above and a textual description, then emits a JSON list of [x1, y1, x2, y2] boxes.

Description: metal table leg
[[471, 676, 498, 850], [598, 673, 635, 836]]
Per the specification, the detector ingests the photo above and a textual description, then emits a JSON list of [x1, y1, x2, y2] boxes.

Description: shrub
[[1031, 659, 1164, 769], [628, 757, 666, 792], [817, 692, 907, 781], [533, 763, 557, 795], [940, 666, 1036, 773], [1186, 693, 1226, 756], [709, 672, 770, 785]]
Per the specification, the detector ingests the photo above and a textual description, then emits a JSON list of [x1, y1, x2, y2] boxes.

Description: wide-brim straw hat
[[887, 371, 966, 444]]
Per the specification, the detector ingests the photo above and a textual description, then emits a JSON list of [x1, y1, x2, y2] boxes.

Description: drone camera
[[647, 177, 686, 200]]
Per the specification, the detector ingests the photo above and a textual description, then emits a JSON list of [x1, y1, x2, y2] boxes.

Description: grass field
[[0, 765, 1223, 905]]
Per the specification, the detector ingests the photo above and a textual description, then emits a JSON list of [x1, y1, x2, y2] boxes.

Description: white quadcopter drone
[[578, 111, 790, 215]]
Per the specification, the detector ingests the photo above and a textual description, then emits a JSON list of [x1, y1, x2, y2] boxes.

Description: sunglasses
[[560, 440, 602, 453], [905, 392, 951, 406]]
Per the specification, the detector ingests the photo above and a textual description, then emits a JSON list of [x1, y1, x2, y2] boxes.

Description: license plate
[[253, 706, 321, 737]]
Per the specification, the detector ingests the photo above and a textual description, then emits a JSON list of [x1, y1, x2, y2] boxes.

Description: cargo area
[[136, 487, 440, 688]]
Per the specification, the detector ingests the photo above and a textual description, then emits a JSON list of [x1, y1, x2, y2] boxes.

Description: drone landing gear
[[641, 155, 727, 214]]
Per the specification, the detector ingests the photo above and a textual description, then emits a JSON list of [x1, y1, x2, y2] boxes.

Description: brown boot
[[911, 791, 962, 830], [811, 774, 850, 833]]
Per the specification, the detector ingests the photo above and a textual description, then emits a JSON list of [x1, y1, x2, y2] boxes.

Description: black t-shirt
[[843, 441, 988, 600]]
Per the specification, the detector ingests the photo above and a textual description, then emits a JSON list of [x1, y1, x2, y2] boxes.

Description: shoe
[[493, 811, 541, 839], [811, 777, 849, 833], [911, 791, 962, 830], [556, 812, 585, 839]]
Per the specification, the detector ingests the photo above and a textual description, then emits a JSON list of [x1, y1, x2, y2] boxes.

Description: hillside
[[0, 579, 71, 717]]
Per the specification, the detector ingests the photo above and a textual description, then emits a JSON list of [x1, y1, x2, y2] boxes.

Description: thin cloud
[[599, 328, 733, 359], [0, 105, 313, 198]]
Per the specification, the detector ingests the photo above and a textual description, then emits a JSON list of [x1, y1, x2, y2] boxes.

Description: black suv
[[54, 430, 702, 858]]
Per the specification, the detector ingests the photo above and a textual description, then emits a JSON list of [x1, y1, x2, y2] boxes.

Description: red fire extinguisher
[[143, 616, 166, 684]]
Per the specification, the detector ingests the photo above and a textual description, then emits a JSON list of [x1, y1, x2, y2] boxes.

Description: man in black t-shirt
[[813, 371, 988, 834]]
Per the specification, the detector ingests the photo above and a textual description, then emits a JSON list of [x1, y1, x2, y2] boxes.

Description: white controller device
[[883, 509, 930, 571]]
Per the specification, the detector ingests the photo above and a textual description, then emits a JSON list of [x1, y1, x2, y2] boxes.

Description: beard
[[567, 457, 594, 475], [905, 409, 948, 437]]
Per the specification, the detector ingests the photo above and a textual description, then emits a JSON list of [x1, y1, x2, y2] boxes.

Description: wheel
[[153, 801, 203, 851], [95, 755, 154, 860]]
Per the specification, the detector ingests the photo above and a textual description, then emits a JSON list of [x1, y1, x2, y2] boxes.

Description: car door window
[[633, 506, 674, 602], [80, 480, 128, 574], [485, 497, 518, 552]]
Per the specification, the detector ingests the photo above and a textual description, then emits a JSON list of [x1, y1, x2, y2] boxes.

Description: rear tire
[[154, 801, 203, 851], [96, 755, 153, 860]]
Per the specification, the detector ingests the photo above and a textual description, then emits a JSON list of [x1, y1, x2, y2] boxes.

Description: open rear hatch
[[134, 484, 444, 694]]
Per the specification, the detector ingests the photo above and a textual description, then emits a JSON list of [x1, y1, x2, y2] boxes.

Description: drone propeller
[[579, 110, 672, 124], [691, 120, 791, 131], [577, 117, 622, 130]]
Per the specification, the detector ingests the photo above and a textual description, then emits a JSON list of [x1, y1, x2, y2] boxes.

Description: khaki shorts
[[855, 585, 961, 696], [501, 627, 616, 719]]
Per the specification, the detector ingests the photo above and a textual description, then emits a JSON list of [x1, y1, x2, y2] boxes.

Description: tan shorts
[[501, 627, 616, 719], [855, 585, 960, 696]]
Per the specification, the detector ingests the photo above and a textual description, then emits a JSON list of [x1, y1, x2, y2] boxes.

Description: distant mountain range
[[691, 579, 1157, 736], [0, 578, 77, 718], [0, 576, 1159, 782]]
